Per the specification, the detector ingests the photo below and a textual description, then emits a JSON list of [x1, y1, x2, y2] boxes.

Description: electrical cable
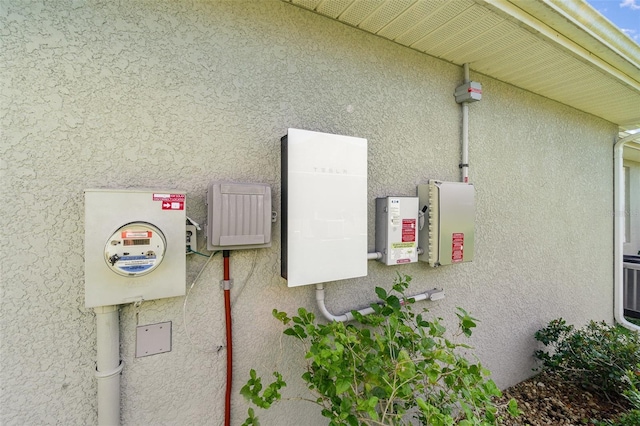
[[182, 250, 222, 353], [231, 249, 258, 304], [223, 251, 232, 426], [187, 248, 214, 258]]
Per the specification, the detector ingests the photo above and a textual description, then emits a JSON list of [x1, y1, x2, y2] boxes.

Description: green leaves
[[534, 318, 640, 398], [507, 398, 522, 417], [243, 274, 514, 425], [456, 307, 477, 338], [240, 369, 286, 425]]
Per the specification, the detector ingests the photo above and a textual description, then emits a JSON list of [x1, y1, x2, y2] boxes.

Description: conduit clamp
[[220, 279, 233, 290], [95, 360, 124, 379]]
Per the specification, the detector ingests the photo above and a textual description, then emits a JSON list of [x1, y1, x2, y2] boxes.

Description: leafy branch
[[241, 274, 517, 425]]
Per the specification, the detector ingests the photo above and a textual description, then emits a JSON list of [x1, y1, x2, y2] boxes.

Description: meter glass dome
[[104, 222, 167, 277]]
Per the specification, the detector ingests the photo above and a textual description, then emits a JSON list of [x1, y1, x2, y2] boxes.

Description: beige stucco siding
[[0, 0, 616, 425]]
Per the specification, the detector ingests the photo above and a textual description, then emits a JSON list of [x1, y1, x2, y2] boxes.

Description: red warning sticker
[[154, 193, 185, 210], [122, 231, 152, 239], [402, 219, 416, 242], [162, 201, 184, 210], [153, 193, 185, 202], [452, 233, 464, 263]]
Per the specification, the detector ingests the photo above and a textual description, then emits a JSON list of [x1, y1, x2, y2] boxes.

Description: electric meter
[[84, 188, 186, 308], [104, 222, 167, 277]]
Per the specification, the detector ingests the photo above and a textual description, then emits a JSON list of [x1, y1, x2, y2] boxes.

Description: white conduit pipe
[[614, 134, 640, 332], [315, 283, 444, 323], [461, 63, 470, 183], [367, 249, 423, 260], [95, 305, 123, 426]]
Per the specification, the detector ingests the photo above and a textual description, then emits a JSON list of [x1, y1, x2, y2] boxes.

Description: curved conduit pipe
[[317, 251, 442, 323], [315, 284, 445, 322], [222, 250, 233, 426], [614, 134, 640, 332]]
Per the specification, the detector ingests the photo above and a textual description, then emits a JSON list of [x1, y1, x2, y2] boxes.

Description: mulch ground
[[495, 371, 629, 425]]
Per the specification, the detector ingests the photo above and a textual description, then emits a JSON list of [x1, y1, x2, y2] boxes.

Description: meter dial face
[[104, 222, 167, 277]]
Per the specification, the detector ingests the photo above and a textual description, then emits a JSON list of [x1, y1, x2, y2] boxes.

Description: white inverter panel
[[281, 128, 367, 287]]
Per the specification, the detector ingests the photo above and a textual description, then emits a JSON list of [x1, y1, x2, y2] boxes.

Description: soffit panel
[[286, 0, 640, 130]]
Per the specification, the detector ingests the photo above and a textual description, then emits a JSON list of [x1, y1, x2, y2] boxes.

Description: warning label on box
[[154, 193, 185, 210], [122, 231, 152, 239], [452, 233, 464, 263], [402, 219, 416, 242], [391, 242, 416, 264], [162, 201, 184, 210]]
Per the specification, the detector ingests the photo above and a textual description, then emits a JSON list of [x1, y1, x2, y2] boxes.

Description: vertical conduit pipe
[[614, 135, 640, 332], [222, 250, 233, 426], [461, 63, 470, 183], [94, 305, 123, 426]]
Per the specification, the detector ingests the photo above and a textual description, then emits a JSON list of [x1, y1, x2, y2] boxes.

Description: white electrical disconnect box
[[375, 197, 419, 265], [281, 128, 368, 287], [206, 182, 272, 251], [84, 189, 186, 308], [417, 181, 475, 267]]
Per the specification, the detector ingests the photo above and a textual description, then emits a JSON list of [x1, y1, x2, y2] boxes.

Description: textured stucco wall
[[0, 0, 617, 425]]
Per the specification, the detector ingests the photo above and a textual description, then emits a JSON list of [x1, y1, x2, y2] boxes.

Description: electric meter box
[[375, 197, 419, 265], [206, 182, 272, 251], [281, 128, 368, 287], [84, 188, 186, 308], [417, 181, 475, 267]]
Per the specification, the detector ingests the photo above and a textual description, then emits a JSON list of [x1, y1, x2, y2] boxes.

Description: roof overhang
[[282, 0, 640, 132]]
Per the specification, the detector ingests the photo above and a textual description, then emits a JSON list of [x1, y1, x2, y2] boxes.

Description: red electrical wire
[[223, 251, 232, 426]]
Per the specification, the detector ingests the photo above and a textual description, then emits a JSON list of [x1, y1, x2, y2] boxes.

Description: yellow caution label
[[392, 242, 415, 249]]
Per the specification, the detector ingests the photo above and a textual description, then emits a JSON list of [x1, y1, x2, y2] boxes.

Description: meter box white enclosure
[[206, 182, 272, 251], [417, 181, 475, 267], [375, 197, 419, 265], [84, 189, 186, 308], [281, 128, 367, 287]]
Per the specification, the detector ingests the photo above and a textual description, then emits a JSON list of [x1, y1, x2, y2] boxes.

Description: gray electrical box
[[375, 197, 419, 265], [417, 181, 475, 267], [206, 182, 272, 251], [454, 81, 482, 103]]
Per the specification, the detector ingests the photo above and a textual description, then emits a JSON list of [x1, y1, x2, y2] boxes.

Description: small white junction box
[[281, 128, 368, 287], [84, 189, 186, 308], [375, 197, 419, 265]]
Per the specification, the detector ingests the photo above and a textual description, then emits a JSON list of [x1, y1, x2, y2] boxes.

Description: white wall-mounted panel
[[281, 128, 368, 287]]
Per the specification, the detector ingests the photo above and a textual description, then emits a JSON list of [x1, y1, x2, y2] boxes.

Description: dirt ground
[[495, 371, 629, 425]]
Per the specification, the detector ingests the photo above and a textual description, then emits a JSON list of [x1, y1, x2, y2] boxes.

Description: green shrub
[[241, 274, 518, 425], [534, 319, 640, 398], [595, 367, 640, 426]]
